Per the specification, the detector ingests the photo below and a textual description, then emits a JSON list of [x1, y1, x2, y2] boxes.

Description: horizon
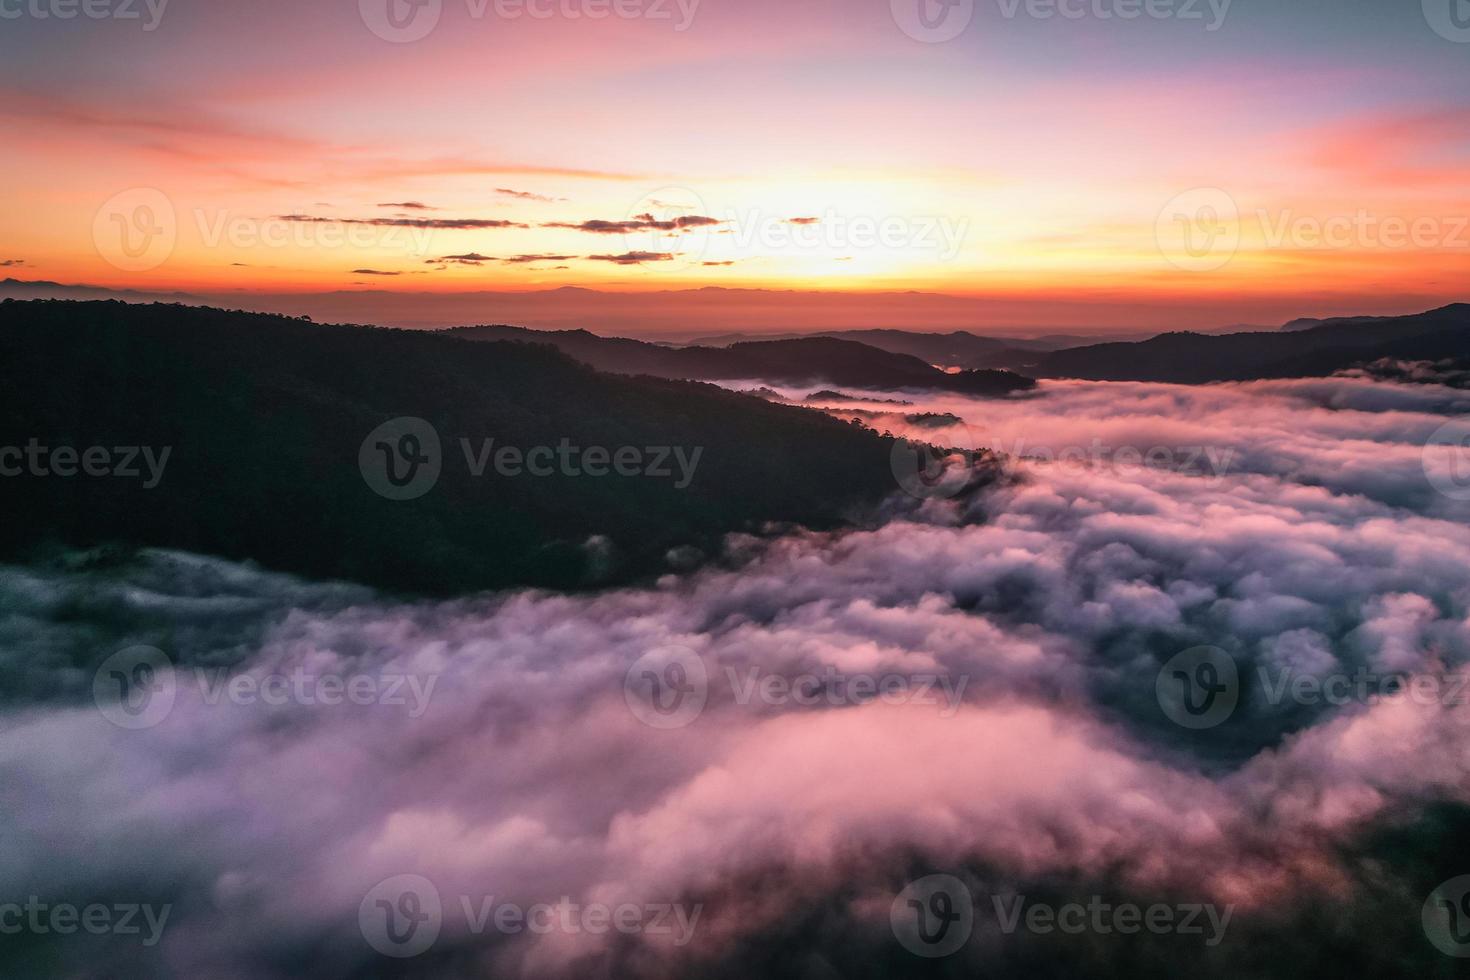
[[3, 275, 1462, 338], [3, 0, 1468, 332], [5, 2, 1470, 977]]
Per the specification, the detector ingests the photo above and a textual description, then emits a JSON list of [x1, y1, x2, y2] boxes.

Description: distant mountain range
[[1277, 312, 1430, 333], [0, 277, 1308, 336], [0, 301, 908, 594], [0, 277, 201, 305], [683, 329, 1117, 368], [4, 282, 1464, 389], [1022, 304, 1470, 383], [447, 325, 1036, 395]]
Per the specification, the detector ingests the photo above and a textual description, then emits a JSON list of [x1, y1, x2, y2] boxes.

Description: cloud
[[0, 90, 650, 193], [1304, 107, 1470, 189], [0, 259, 26, 267], [502, 254, 578, 264], [427, 253, 579, 267], [786, 216, 821, 225], [585, 251, 676, 264], [351, 269, 401, 276], [496, 188, 566, 203], [431, 252, 496, 265], [278, 215, 529, 229], [542, 215, 724, 235], [3, 374, 1470, 976], [378, 202, 436, 210]]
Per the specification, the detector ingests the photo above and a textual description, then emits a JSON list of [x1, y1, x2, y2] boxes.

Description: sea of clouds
[[2, 374, 1469, 977]]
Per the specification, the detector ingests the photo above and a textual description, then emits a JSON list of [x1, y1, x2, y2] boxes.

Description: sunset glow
[[4, 0, 1468, 330], [7, 3, 1470, 977]]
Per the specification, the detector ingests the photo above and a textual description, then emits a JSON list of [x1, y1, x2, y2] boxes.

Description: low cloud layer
[[497, 189, 566, 203], [278, 214, 529, 230], [541, 214, 724, 235], [1, 376, 1468, 977]]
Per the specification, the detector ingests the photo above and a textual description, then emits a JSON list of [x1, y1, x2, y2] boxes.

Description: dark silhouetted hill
[[1027, 304, 1470, 383], [0, 300, 905, 594]]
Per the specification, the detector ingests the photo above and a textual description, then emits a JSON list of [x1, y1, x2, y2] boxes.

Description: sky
[[2, 0, 1469, 332]]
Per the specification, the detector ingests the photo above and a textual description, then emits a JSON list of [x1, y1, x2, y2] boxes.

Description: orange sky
[[2, 0, 1468, 332]]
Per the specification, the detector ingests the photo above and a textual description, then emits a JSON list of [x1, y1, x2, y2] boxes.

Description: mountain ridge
[[1025, 304, 1470, 383], [0, 300, 910, 594], [447, 324, 1036, 395]]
